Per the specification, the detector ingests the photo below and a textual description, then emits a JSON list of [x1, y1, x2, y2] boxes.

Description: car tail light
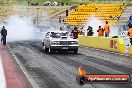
[[70, 41, 78, 45], [60, 41, 69, 45], [53, 41, 60, 45]]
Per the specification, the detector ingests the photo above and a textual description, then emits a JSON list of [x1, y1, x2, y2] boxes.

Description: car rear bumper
[[50, 45, 79, 50]]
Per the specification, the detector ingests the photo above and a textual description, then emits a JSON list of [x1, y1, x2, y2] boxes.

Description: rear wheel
[[43, 43, 48, 52], [42, 42, 44, 46], [45, 47, 48, 53], [48, 47, 53, 54], [74, 49, 78, 54]]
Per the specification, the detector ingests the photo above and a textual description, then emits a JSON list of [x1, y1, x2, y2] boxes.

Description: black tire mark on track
[[67, 54, 132, 74], [14, 48, 66, 88]]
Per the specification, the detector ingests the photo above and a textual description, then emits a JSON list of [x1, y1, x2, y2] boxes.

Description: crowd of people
[[59, 14, 132, 46], [66, 21, 111, 39], [70, 20, 132, 45]]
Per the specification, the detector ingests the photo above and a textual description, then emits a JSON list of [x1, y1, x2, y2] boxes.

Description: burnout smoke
[[84, 16, 103, 36], [4, 15, 36, 42], [83, 16, 121, 37]]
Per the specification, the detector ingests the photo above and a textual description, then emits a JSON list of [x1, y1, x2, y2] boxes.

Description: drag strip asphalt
[[8, 40, 132, 88]]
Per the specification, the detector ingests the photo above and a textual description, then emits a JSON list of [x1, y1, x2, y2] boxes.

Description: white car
[[42, 31, 79, 53]]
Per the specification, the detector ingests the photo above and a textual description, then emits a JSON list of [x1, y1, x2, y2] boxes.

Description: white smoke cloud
[[110, 26, 119, 36], [3, 15, 36, 42], [83, 16, 122, 37], [83, 16, 104, 36]]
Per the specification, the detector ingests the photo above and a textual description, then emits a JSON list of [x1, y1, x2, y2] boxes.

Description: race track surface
[[8, 40, 132, 88]]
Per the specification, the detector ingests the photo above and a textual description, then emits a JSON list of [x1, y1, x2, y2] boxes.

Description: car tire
[[45, 47, 48, 52], [74, 49, 78, 54], [43, 44, 45, 50], [43, 43, 48, 52], [42, 42, 44, 46], [48, 47, 53, 54]]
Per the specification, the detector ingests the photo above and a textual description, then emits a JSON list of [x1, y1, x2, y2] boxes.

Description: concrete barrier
[[78, 36, 126, 54], [128, 45, 132, 55]]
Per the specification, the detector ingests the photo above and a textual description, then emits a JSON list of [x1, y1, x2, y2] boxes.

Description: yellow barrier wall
[[128, 45, 132, 55], [78, 36, 125, 54]]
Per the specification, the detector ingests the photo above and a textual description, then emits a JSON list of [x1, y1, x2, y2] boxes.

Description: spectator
[[87, 26, 94, 36], [62, 19, 65, 23], [97, 26, 104, 37], [66, 9, 69, 17], [80, 27, 84, 35], [128, 24, 132, 45], [78, 27, 82, 35], [109, 15, 114, 19], [123, 25, 126, 31], [60, 26, 64, 31], [123, 3, 125, 5], [128, 23, 132, 28], [101, 28, 105, 36], [71, 26, 79, 39], [129, 16, 132, 21], [104, 21, 110, 37], [95, 6, 98, 12], [59, 16, 62, 23], [67, 25, 70, 32], [1, 26, 7, 45]]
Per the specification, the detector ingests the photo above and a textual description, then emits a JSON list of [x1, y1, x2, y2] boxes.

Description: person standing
[[1, 26, 7, 45], [128, 25, 132, 45], [66, 9, 69, 17], [97, 26, 104, 37], [71, 26, 78, 39], [101, 28, 104, 36], [78, 27, 82, 35], [128, 23, 132, 28], [60, 26, 64, 31], [104, 21, 110, 37], [59, 16, 62, 23], [67, 25, 70, 32], [87, 26, 94, 36]]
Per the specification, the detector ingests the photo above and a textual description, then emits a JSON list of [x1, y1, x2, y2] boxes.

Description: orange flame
[[78, 66, 86, 76]]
